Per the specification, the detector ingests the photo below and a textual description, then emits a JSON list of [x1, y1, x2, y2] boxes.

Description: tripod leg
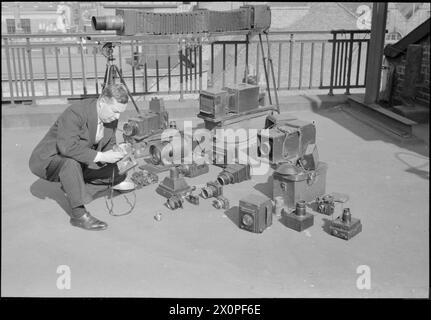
[[102, 63, 109, 90], [259, 33, 272, 105], [113, 65, 141, 115], [265, 32, 280, 113]]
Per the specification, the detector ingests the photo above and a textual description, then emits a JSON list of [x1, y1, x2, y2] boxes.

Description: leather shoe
[[70, 212, 108, 231]]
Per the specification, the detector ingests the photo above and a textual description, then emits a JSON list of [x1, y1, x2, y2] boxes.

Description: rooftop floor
[[1, 101, 429, 297]]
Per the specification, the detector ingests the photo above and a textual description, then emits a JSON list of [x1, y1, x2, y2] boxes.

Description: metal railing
[[1, 30, 370, 103]]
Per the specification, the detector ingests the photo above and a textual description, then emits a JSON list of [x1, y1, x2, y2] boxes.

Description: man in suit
[[29, 84, 130, 231]]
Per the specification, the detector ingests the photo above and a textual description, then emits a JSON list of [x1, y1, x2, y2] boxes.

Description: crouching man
[[29, 84, 130, 231]]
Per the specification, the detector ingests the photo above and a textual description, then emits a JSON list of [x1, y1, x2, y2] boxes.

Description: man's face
[[98, 97, 127, 123]]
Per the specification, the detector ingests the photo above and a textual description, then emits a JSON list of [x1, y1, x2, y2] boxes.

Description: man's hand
[[99, 150, 125, 163]]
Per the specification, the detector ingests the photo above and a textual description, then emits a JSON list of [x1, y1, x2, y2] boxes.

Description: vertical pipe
[[288, 34, 294, 90], [328, 33, 337, 95], [55, 46, 61, 96], [299, 42, 304, 89], [309, 42, 315, 88], [80, 38, 87, 96], [93, 46, 99, 95], [320, 42, 325, 88], [3, 38, 15, 103], [26, 38, 35, 101], [356, 41, 362, 86], [345, 32, 354, 94], [68, 46, 74, 96], [277, 42, 282, 89]]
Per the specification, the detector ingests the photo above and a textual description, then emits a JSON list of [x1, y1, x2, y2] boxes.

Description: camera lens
[[217, 173, 231, 186], [201, 188, 211, 199], [91, 16, 124, 31], [167, 196, 182, 210], [259, 141, 271, 157], [123, 122, 136, 137], [242, 214, 254, 227]]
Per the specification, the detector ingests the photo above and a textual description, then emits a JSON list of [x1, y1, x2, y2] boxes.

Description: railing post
[[199, 44, 202, 90], [16, 47, 24, 97], [179, 44, 184, 101], [222, 43, 226, 88], [328, 32, 337, 96], [288, 33, 293, 90], [320, 42, 325, 88], [210, 42, 214, 87], [80, 37, 88, 96], [3, 37, 15, 104], [234, 43, 238, 84], [67, 46, 74, 96], [299, 42, 304, 89], [277, 42, 282, 89], [11, 46, 19, 98], [309, 42, 314, 89], [168, 55, 171, 93], [26, 37, 35, 103], [245, 34, 249, 81], [345, 32, 354, 95]]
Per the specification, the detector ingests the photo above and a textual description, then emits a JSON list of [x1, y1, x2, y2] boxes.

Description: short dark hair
[[101, 84, 129, 104]]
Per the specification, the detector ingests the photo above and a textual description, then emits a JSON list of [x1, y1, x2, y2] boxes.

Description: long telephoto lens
[[91, 16, 124, 31]]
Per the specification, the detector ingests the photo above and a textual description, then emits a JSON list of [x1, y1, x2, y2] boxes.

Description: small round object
[[259, 141, 271, 156], [154, 213, 162, 221], [242, 214, 254, 227], [212, 199, 221, 209]]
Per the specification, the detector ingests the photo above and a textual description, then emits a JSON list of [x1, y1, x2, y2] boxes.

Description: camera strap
[[104, 167, 136, 216]]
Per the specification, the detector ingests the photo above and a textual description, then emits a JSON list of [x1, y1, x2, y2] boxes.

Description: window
[[6, 19, 15, 34], [20, 19, 31, 34]]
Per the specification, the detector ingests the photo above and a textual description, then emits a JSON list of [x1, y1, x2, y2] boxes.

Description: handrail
[[1, 29, 368, 39]]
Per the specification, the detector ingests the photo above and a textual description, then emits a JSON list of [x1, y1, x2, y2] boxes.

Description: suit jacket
[[29, 98, 118, 179]]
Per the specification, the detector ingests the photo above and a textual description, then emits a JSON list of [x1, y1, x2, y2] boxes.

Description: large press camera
[[91, 5, 271, 36]]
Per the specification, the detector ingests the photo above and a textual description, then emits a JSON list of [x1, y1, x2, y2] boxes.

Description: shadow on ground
[[302, 95, 429, 180], [30, 179, 124, 217]]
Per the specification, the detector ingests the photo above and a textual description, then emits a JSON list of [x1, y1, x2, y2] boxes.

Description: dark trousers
[[45, 155, 127, 209]]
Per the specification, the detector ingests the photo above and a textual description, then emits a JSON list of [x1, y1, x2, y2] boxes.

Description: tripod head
[[100, 42, 121, 62]]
